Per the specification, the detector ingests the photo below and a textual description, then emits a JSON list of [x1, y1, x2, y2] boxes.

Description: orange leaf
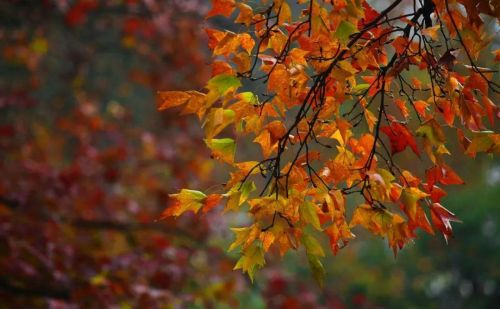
[[157, 91, 191, 111], [235, 3, 253, 25], [392, 37, 409, 55], [207, 0, 236, 18], [414, 100, 429, 118], [253, 129, 273, 158], [203, 194, 223, 213], [422, 25, 440, 40], [394, 98, 410, 119]]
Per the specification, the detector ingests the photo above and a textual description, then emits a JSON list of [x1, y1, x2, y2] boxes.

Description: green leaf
[[307, 253, 325, 288], [238, 91, 259, 105], [206, 74, 242, 103], [301, 231, 325, 257], [352, 83, 370, 93], [299, 201, 322, 230], [335, 21, 357, 44], [205, 138, 236, 163]]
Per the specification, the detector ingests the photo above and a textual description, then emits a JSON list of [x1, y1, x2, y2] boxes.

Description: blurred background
[[0, 0, 498, 308]]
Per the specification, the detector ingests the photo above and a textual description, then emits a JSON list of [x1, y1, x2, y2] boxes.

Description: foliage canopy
[[159, 0, 499, 284]]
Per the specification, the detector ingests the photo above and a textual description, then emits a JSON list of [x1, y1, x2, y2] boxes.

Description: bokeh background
[[0, 0, 499, 308]]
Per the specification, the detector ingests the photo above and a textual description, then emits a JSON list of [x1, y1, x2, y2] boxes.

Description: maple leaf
[[350, 204, 393, 236], [299, 201, 322, 230], [381, 122, 420, 157], [234, 3, 253, 26], [400, 187, 428, 222], [422, 25, 441, 40], [225, 181, 256, 212], [205, 138, 236, 163], [426, 164, 464, 187], [302, 230, 326, 287], [430, 203, 462, 243], [386, 214, 412, 257], [158, 0, 500, 283], [206, 74, 241, 105], [161, 189, 207, 218], [335, 21, 356, 45], [207, 0, 236, 18], [234, 242, 266, 282], [157, 91, 191, 110]]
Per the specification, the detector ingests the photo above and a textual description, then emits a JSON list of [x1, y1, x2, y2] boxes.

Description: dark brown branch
[[0, 278, 71, 300]]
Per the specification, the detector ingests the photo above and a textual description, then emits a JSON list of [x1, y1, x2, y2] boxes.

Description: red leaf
[[426, 164, 464, 188], [381, 122, 420, 157], [430, 203, 461, 243]]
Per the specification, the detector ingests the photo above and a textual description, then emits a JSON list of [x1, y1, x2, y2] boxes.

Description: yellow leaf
[[161, 189, 207, 218], [203, 108, 235, 140], [235, 3, 253, 26], [350, 204, 394, 236], [238, 33, 255, 54], [400, 187, 429, 221], [260, 231, 276, 251], [225, 181, 256, 211], [213, 32, 239, 57], [268, 64, 290, 95], [179, 91, 208, 120], [277, 1, 292, 24], [234, 242, 266, 282], [289, 48, 309, 66], [364, 109, 377, 132]]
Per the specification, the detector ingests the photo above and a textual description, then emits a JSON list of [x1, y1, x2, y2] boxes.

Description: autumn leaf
[[158, 91, 190, 110], [430, 203, 462, 243], [235, 3, 253, 26], [161, 189, 207, 218], [422, 25, 441, 40], [307, 253, 325, 288], [400, 187, 428, 222], [206, 74, 241, 105], [381, 122, 420, 157], [205, 138, 236, 163], [207, 0, 236, 18], [350, 204, 393, 236], [234, 242, 266, 282], [225, 180, 256, 212], [302, 230, 326, 287], [299, 201, 322, 230], [426, 164, 464, 187], [157, 0, 500, 283], [335, 20, 356, 45]]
